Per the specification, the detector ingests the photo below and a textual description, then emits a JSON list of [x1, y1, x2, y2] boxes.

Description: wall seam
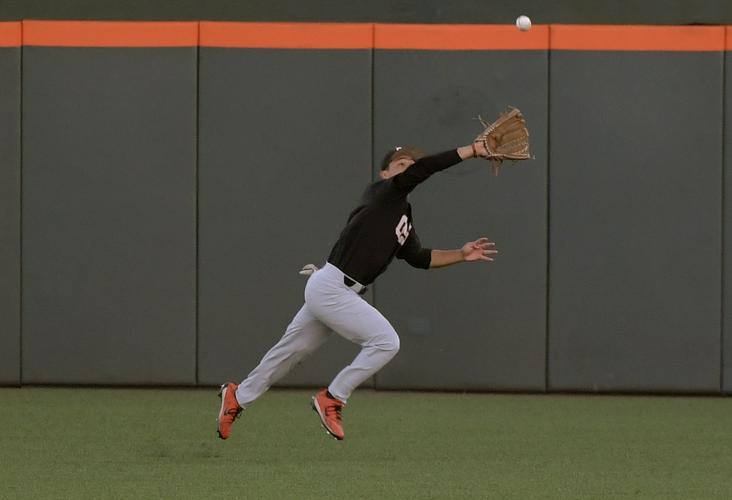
[[370, 22, 377, 391], [18, 21, 24, 387], [544, 25, 552, 394], [721, 31, 727, 394], [194, 21, 201, 386]]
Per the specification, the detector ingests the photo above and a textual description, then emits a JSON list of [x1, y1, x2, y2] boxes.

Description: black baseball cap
[[380, 146, 424, 170]]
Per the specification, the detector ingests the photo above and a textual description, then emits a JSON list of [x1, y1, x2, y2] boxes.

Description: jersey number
[[395, 215, 411, 245]]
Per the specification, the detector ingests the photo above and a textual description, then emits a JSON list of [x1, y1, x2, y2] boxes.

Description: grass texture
[[2, 388, 732, 499]]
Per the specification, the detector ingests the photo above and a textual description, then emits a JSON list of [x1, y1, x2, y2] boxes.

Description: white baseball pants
[[235, 262, 400, 406]]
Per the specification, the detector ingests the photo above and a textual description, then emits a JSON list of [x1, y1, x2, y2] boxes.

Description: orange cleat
[[217, 382, 242, 440], [311, 389, 345, 440]]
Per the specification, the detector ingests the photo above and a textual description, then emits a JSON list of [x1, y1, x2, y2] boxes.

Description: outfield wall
[[21, 27, 199, 385], [2, 21, 732, 394], [548, 27, 725, 393]]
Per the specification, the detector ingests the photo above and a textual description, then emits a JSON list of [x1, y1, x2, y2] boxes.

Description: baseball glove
[[475, 106, 532, 175]]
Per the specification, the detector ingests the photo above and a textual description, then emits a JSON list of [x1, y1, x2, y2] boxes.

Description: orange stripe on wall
[[0, 22, 22, 47], [374, 24, 549, 50], [551, 25, 725, 51], [23, 21, 198, 47], [7, 22, 732, 51], [200, 22, 372, 49]]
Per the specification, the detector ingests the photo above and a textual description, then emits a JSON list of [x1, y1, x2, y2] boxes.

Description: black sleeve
[[391, 149, 463, 194], [396, 226, 432, 269]]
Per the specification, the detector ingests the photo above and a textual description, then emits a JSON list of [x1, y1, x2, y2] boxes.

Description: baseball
[[515, 15, 532, 31]]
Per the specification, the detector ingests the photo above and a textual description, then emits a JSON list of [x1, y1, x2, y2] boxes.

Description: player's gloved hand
[[472, 138, 492, 158], [474, 107, 532, 175], [299, 264, 319, 276]]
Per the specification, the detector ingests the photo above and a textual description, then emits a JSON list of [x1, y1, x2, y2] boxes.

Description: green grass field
[[2, 388, 732, 499]]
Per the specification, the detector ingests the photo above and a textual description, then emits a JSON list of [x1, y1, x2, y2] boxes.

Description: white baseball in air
[[515, 15, 532, 31]]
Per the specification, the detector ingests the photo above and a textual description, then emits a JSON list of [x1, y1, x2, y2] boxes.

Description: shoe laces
[[325, 402, 343, 421], [226, 406, 242, 421]]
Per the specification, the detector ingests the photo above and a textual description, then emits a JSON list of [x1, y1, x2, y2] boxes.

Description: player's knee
[[390, 333, 401, 353], [372, 330, 400, 353]]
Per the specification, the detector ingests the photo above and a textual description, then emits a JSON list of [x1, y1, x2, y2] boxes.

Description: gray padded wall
[[549, 52, 723, 392], [725, 45, 732, 394], [372, 51, 548, 391], [197, 49, 372, 387], [0, 46, 20, 384], [22, 48, 197, 384]]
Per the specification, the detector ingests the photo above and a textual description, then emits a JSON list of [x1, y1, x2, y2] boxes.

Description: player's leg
[[309, 298, 397, 440], [304, 265, 399, 439], [311, 295, 398, 403], [235, 304, 332, 407], [217, 303, 331, 439]]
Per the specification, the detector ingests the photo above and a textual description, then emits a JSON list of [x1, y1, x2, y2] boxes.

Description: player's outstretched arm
[[429, 238, 497, 269], [392, 140, 491, 193]]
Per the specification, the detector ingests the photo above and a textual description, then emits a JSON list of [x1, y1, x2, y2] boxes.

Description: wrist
[[471, 142, 478, 158], [457, 145, 475, 160]]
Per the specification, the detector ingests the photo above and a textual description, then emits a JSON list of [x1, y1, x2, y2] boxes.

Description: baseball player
[[217, 139, 497, 441]]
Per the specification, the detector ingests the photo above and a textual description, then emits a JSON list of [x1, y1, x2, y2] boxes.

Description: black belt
[[343, 276, 368, 295]]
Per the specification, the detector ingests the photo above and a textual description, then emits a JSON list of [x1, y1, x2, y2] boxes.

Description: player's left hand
[[299, 263, 320, 276], [461, 238, 497, 262]]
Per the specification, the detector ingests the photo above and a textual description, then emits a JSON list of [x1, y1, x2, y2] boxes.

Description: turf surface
[[2, 388, 732, 499]]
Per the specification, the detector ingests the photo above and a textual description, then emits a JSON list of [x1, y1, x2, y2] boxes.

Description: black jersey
[[327, 149, 463, 285]]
